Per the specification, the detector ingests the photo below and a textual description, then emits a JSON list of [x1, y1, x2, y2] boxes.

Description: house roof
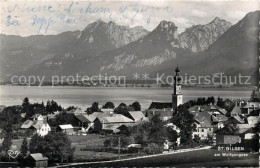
[[29, 153, 48, 161], [231, 106, 242, 115], [59, 124, 73, 129], [242, 102, 260, 108], [75, 114, 95, 123], [148, 102, 172, 110], [101, 114, 134, 123], [193, 112, 214, 128], [100, 108, 114, 112], [21, 120, 34, 129], [227, 116, 244, 124], [188, 105, 227, 115], [128, 111, 147, 121], [127, 144, 142, 148], [91, 112, 111, 119], [236, 124, 253, 134], [213, 115, 228, 122], [188, 105, 200, 112], [31, 120, 48, 130]]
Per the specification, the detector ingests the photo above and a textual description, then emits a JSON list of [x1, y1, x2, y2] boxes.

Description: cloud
[[191, 9, 207, 17], [226, 10, 246, 20]]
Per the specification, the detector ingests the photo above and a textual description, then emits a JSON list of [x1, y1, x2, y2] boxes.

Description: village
[[0, 67, 259, 167]]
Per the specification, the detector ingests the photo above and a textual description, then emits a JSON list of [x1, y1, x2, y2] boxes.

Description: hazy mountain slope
[[0, 20, 149, 81]]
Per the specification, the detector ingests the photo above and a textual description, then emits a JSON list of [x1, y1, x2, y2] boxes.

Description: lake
[[0, 86, 252, 110]]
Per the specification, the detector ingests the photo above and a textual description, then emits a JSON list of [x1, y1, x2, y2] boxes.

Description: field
[[68, 134, 137, 162], [72, 149, 259, 167]]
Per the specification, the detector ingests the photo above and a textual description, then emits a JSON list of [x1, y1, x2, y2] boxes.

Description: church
[[144, 66, 183, 121]]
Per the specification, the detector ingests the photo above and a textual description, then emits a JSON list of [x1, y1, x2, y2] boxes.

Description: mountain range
[[0, 10, 259, 84]]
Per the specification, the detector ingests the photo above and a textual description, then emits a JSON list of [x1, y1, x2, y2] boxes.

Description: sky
[[0, 0, 259, 36]]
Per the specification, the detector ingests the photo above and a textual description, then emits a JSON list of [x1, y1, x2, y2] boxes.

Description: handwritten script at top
[[5, 2, 173, 34]]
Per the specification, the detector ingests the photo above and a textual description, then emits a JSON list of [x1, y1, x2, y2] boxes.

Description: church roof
[[148, 102, 172, 110]]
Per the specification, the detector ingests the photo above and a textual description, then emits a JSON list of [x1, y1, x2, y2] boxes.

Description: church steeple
[[172, 65, 183, 109]]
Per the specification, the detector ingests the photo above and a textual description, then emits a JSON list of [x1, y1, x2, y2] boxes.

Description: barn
[[26, 153, 48, 168]]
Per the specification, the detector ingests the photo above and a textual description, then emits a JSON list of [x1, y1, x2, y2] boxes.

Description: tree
[[118, 103, 127, 107], [148, 114, 167, 145], [130, 114, 167, 146], [2, 135, 12, 152], [216, 97, 224, 107], [102, 102, 115, 109], [172, 102, 196, 144], [131, 101, 141, 111], [114, 106, 131, 119], [143, 143, 163, 154], [29, 132, 75, 163], [166, 127, 178, 142], [20, 137, 28, 158], [87, 102, 100, 114], [22, 97, 30, 113]]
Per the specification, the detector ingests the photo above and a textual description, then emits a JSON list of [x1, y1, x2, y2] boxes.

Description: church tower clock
[[172, 66, 183, 109]]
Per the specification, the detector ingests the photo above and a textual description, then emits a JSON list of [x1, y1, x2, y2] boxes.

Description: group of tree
[[48, 111, 78, 127], [28, 132, 75, 163], [22, 97, 62, 119], [186, 96, 215, 106], [0, 106, 23, 152], [87, 101, 141, 116]]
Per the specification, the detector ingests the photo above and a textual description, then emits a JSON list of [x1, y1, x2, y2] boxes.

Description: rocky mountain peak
[[208, 17, 232, 27], [157, 20, 177, 31], [152, 20, 178, 40], [178, 17, 232, 52]]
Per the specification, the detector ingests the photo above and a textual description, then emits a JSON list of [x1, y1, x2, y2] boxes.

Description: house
[[144, 109, 173, 121], [148, 102, 172, 110], [127, 144, 142, 149], [26, 153, 48, 168], [241, 102, 260, 115], [247, 116, 259, 126], [30, 120, 51, 136], [75, 114, 96, 127], [100, 108, 114, 113], [216, 135, 241, 145], [188, 105, 227, 116], [230, 105, 242, 117], [93, 114, 135, 133], [46, 111, 60, 122], [128, 111, 149, 122], [236, 124, 253, 134], [192, 112, 214, 139], [30, 114, 45, 121], [212, 115, 228, 129], [57, 124, 74, 135]]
